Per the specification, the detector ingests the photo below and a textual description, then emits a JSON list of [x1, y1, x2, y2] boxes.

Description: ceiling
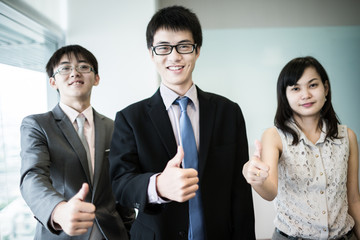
[[158, 0, 360, 29]]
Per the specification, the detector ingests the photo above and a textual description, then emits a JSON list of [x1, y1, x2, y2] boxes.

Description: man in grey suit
[[20, 45, 133, 239]]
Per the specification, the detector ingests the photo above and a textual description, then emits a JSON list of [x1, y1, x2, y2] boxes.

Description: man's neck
[[60, 99, 91, 113], [162, 81, 194, 96]]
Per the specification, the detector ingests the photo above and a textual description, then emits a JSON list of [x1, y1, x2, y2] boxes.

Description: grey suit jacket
[[20, 104, 129, 240]]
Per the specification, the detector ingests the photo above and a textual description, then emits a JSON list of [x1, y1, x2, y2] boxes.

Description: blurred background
[[0, 0, 359, 239]]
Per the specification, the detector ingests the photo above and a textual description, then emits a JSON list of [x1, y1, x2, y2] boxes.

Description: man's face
[[150, 28, 200, 94], [49, 53, 99, 104]]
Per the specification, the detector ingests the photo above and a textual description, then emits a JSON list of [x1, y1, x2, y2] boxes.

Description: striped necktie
[[76, 114, 93, 182]]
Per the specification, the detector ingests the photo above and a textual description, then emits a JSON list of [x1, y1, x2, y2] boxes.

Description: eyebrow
[[154, 39, 193, 45], [58, 60, 88, 65], [305, 78, 319, 84], [293, 78, 319, 86]]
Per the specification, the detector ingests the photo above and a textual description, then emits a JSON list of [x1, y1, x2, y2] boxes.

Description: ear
[[49, 77, 58, 90], [324, 80, 329, 96], [195, 46, 201, 60], [93, 74, 100, 86], [149, 48, 155, 61]]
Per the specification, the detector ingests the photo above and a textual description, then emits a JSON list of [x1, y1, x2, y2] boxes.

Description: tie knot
[[175, 97, 189, 112], [76, 114, 86, 128]]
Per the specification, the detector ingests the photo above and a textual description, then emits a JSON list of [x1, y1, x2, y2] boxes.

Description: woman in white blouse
[[243, 56, 360, 240]]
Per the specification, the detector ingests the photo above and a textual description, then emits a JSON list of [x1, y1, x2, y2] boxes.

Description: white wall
[[13, 0, 158, 118], [65, 0, 158, 119], [194, 26, 360, 238], [2, 0, 158, 118]]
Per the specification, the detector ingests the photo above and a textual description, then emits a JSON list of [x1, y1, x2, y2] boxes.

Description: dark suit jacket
[[109, 87, 255, 240], [20, 104, 130, 240]]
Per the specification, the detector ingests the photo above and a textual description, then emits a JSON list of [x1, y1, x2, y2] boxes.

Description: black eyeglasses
[[52, 64, 94, 77], [151, 44, 197, 55]]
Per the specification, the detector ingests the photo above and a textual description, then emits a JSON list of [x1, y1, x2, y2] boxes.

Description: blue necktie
[[176, 97, 205, 240]]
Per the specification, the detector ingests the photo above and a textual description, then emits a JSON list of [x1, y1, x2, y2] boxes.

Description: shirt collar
[[160, 83, 199, 111], [59, 102, 93, 125]]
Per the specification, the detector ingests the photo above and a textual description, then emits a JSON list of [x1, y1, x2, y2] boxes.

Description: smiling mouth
[[167, 66, 184, 71], [69, 80, 84, 85], [302, 102, 314, 107]]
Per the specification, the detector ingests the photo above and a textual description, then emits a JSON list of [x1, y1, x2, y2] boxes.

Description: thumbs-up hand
[[156, 146, 199, 202], [73, 182, 89, 201], [52, 183, 96, 236], [166, 145, 184, 168], [253, 139, 262, 158], [242, 140, 270, 186]]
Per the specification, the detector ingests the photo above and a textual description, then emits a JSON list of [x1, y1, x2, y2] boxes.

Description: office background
[[1, 0, 359, 238]]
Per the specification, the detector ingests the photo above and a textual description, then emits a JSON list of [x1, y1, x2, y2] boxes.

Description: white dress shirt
[[60, 102, 95, 172]]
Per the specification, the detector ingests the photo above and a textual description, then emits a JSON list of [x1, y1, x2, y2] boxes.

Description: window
[[0, 63, 47, 239], [0, 2, 63, 239]]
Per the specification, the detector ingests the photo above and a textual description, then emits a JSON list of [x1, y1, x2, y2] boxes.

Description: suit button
[[178, 231, 187, 238]]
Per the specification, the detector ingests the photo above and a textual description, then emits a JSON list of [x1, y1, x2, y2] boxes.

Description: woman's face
[[286, 67, 328, 120]]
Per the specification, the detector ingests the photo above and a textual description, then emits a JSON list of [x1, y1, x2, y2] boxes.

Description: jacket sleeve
[[19, 116, 65, 234], [109, 111, 163, 214]]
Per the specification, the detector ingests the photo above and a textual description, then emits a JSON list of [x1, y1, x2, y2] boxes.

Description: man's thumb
[[253, 139, 262, 158], [168, 146, 184, 168], [73, 183, 89, 201]]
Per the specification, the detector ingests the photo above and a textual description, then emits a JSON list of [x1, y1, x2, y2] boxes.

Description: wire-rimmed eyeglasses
[[151, 44, 197, 56], [52, 64, 95, 77]]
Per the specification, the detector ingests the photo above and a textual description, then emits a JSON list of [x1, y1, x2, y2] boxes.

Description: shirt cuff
[[147, 173, 171, 204], [49, 204, 63, 231]]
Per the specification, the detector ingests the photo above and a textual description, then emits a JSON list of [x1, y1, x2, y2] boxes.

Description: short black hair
[[146, 5, 203, 49], [46, 44, 98, 78]]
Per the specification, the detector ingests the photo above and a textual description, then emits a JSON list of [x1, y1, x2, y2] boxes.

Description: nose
[[168, 47, 182, 61], [301, 88, 311, 100], [69, 67, 81, 77]]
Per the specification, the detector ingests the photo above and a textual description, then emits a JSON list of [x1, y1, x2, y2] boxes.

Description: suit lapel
[[147, 89, 178, 158], [197, 87, 216, 180], [52, 104, 93, 189], [147, 88, 216, 178], [92, 110, 106, 196]]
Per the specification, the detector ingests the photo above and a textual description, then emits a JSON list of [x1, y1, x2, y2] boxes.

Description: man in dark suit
[[20, 45, 133, 239], [109, 6, 255, 240]]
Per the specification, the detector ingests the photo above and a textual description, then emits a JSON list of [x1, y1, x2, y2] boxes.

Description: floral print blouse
[[274, 121, 354, 239]]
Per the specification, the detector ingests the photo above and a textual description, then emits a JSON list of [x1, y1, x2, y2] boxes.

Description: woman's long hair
[[274, 56, 340, 145]]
